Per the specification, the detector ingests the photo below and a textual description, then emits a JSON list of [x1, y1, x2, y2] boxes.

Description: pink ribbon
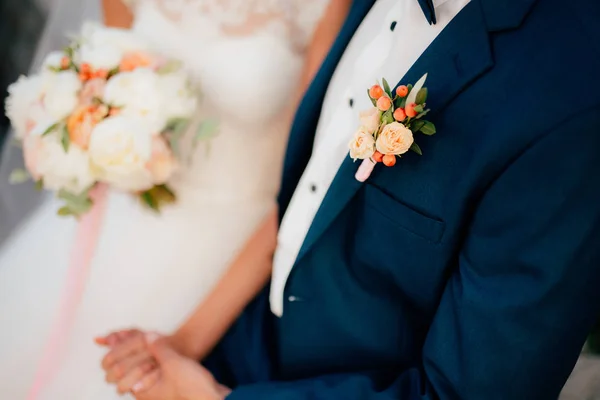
[[26, 184, 109, 400], [355, 158, 376, 182]]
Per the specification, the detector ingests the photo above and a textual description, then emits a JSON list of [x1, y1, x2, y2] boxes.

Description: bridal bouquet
[[5, 23, 209, 217]]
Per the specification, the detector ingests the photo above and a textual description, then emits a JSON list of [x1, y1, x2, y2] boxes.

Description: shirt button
[[390, 21, 397, 31], [309, 183, 318, 193], [348, 98, 354, 107]]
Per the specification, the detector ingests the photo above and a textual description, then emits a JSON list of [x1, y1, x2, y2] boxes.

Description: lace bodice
[[125, 0, 328, 50]]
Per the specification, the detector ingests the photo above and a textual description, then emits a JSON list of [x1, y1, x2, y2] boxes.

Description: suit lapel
[[278, 0, 377, 221], [296, 0, 495, 261]]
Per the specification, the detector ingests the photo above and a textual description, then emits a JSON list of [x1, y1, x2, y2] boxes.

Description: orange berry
[[405, 102, 418, 118], [383, 154, 397, 167], [109, 108, 121, 116], [95, 69, 109, 79], [396, 85, 409, 97], [376, 96, 392, 112], [81, 63, 92, 73], [60, 57, 70, 69], [369, 85, 384, 99], [372, 151, 384, 163], [78, 71, 90, 81], [393, 108, 406, 121]]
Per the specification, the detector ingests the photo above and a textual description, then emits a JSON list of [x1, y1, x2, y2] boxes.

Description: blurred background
[[0, 0, 599, 397]]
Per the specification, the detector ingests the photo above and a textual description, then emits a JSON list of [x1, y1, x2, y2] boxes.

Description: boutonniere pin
[[348, 73, 436, 182]]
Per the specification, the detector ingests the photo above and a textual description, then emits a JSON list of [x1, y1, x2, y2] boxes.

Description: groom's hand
[[132, 334, 231, 400]]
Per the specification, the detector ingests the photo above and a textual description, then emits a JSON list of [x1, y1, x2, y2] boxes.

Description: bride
[[0, 0, 347, 398]]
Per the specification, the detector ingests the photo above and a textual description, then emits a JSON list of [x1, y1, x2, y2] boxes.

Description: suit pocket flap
[[364, 184, 445, 243]]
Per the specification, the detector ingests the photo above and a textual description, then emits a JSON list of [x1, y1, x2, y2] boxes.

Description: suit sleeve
[[227, 106, 600, 400]]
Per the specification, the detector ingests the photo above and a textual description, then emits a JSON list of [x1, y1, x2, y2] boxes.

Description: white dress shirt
[[270, 0, 471, 317]]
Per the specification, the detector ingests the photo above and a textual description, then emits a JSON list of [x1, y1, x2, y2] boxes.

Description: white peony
[[42, 51, 65, 70], [158, 72, 197, 120], [79, 23, 151, 70], [5, 75, 45, 138], [103, 68, 166, 132], [41, 70, 82, 121], [79, 44, 122, 70], [88, 116, 155, 191], [25, 123, 96, 194]]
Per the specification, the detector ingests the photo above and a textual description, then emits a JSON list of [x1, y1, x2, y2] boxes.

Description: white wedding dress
[[0, 1, 328, 398]]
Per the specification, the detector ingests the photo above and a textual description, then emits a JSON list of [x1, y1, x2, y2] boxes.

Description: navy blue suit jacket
[[223, 0, 600, 398]]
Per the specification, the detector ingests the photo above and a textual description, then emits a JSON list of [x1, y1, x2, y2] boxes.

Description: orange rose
[[67, 105, 102, 149]]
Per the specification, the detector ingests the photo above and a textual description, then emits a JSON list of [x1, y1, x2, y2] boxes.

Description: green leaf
[[42, 122, 60, 136], [419, 121, 437, 135], [406, 84, 413, 97], [166, 117, 189, 134], [58, 188, 94, 215], [415, 88, 428, 105], [367, 89, 377, 106], [410, 142, 423, 155], [195, 119, 219, 141], [60, 124, 70, 152], [409, 120, 426, 133], [140, 191, 159, 212], [382, 109, 394, 125], [9, 169, 30, 184], [413, 104, 424, 113], [47, 66, 62, 73], [157, 60, 183, 75], [382, 78, 393, 98], [35, 179, 44, 191], [57, 206, 75, 217], [107, 66, 120, 78], [415, 109, 431, 119]]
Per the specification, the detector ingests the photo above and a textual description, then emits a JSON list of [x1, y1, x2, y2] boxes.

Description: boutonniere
[[348, 73, 436, 182]]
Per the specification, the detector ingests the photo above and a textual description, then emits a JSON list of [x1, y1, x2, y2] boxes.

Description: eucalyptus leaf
[[382, 78, 393, 98], [61, 124, 70, 152], [410, 142, 423, 155], [419, 121, 437, 135], [415, 88, 428, 105], [9, 169, 30, 184]]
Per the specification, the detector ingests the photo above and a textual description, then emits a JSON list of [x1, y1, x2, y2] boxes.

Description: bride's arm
[[172, 207, 278, 359], [102, 0, 134, 28], [296, 0, 353, 98]]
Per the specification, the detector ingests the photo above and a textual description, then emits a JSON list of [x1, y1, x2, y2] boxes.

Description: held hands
[[96, 330, 231, 400]]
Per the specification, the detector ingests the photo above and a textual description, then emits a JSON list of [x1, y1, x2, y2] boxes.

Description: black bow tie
[[417, 0, 437, 24]]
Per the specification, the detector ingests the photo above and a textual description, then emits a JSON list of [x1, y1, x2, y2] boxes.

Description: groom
[[104, 0, 600, 398]]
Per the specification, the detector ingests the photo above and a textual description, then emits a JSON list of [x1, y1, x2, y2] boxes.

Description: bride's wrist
[[167, 330, 199, 358]]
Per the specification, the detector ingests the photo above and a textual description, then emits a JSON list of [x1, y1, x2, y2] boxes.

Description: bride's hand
[[96, 330, 178, 394]]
